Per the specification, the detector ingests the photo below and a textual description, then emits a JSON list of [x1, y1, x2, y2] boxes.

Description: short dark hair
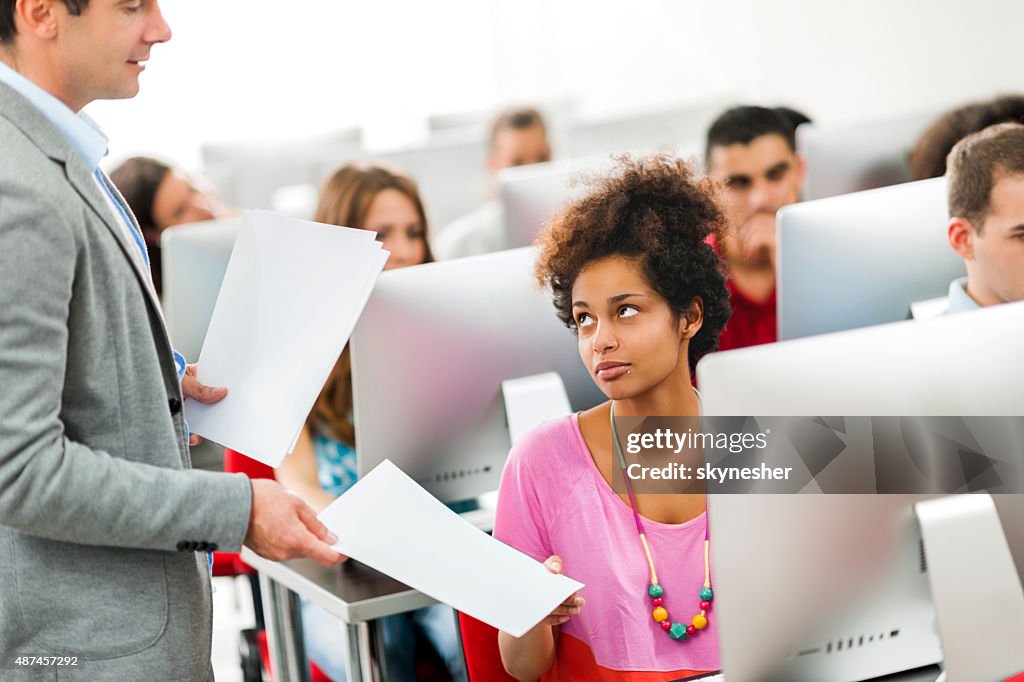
[[0, 0, 88, 44], [489, 106, 546, 148], [773, 106, 812, 132], [910, 95, 1024, 180], [705, 105, 806, 165], [947, 122, 1024, 230], [535, 154, 731, 372]]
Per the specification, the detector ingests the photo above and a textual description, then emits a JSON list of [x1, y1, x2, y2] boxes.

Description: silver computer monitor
[[356, 132, 490, 230], [798, 110, 936, 201], [498, 156, 605, 250], [564, 99, 723, 159], [201, 128, 363, 211], [350, 247, 606, 502], [160, 218, 241, 363], [696, 303, 1024, 681], [777, 177, 965, 341]]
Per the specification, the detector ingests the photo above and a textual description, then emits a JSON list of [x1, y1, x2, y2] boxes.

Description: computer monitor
[[201, 127, 363, 211], [777, 177, 965, 341], [350, 247, 606, 503], [498, 157, 604, 250], [797, 110, 936, 201], [356, 132, 490, 230], [564, 98, 723, 159], [160, 218, 241, 363], [696, 303, 1024, 681]]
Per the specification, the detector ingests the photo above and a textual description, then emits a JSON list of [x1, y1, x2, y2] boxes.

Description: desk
[[240, 547, 437, 682]]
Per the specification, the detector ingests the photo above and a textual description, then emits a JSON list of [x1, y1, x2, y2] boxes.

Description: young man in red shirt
[[705, 106, 808, 350]]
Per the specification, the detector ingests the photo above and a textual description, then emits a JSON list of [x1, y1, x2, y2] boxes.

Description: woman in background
[[109, 156, 223, 296], [276, 162, 465, 682], [496, 155, 731, 681]]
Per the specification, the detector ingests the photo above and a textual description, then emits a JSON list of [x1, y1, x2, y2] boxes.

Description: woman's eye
[[619, 305, 639, 318], [576, 313, 594, 328]]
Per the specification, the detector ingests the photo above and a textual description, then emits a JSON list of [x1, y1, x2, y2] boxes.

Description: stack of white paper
[[186, 210, 388, 467], [318, 460, 585, 638]]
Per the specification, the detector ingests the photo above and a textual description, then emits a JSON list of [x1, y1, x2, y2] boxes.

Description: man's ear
[[793, 153, 807, 191], [16, 0, 60, 40], [948, 217, 976, 261]]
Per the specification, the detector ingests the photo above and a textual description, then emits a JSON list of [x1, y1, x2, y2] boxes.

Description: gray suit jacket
[[0, 81, 253, 680]]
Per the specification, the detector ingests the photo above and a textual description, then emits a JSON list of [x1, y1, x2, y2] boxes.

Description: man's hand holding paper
[[246, 479, 347, 567]]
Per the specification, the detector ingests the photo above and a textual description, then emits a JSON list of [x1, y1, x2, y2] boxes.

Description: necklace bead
[[648, 584, 664, 599], [668, 622, 688, 640]]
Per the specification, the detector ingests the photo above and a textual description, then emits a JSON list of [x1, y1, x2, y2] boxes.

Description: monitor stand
[[915, 494, 1024, 682], [501, 371, 572, 446], [447, 372, 574, 535]]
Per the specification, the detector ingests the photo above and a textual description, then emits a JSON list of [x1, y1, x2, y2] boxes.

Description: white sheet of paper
[[318, 460, 584, 638], [186, 210, 388, 466]]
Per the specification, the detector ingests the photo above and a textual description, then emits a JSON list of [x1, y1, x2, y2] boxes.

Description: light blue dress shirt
[[0, 60, 187, 380], [943, 276, 982, 315]]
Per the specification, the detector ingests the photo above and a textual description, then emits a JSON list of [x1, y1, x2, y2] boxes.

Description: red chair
[[222, 448, 332, 682], [457, 612, 516, 682]]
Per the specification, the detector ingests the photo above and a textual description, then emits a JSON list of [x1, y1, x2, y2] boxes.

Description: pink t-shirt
[[494, 414, 720, 681]]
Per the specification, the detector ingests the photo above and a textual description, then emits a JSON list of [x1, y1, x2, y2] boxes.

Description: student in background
[[704, 105, 807, 351], [110, 156, 225, 296], [275, 162, 466, 682], [940, 122, 1024, 314], [496, 155, 730, 681], [433, 106, 551, 259], [909, 94, 1024, 181]]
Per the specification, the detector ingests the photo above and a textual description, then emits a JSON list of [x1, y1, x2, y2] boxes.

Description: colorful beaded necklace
[[609, 403, 713, 642]]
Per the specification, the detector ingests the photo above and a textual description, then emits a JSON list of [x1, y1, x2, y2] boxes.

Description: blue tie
[[95, 168, 149, 269]]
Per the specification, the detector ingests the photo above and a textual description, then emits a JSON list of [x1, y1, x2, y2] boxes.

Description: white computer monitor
[[350, 247, 606, 503], [160, 218, 241, 363], [357, 132, 490, 230], [777, 177, 965, 341], [797, 110, 936, 201], [696, 303, 1024, 681], [498, 156, 607, 250], [564, 99, 723, 158]]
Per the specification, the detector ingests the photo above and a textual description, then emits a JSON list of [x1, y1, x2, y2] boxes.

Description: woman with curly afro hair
[[494, 155, 730, 681]]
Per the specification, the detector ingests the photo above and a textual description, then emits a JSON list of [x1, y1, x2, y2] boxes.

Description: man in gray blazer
[[0, 1, 345, 679]]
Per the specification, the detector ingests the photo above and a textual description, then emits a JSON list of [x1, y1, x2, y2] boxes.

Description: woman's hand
[[498, 554, 585, 680], [535, 555, 585, 627]]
